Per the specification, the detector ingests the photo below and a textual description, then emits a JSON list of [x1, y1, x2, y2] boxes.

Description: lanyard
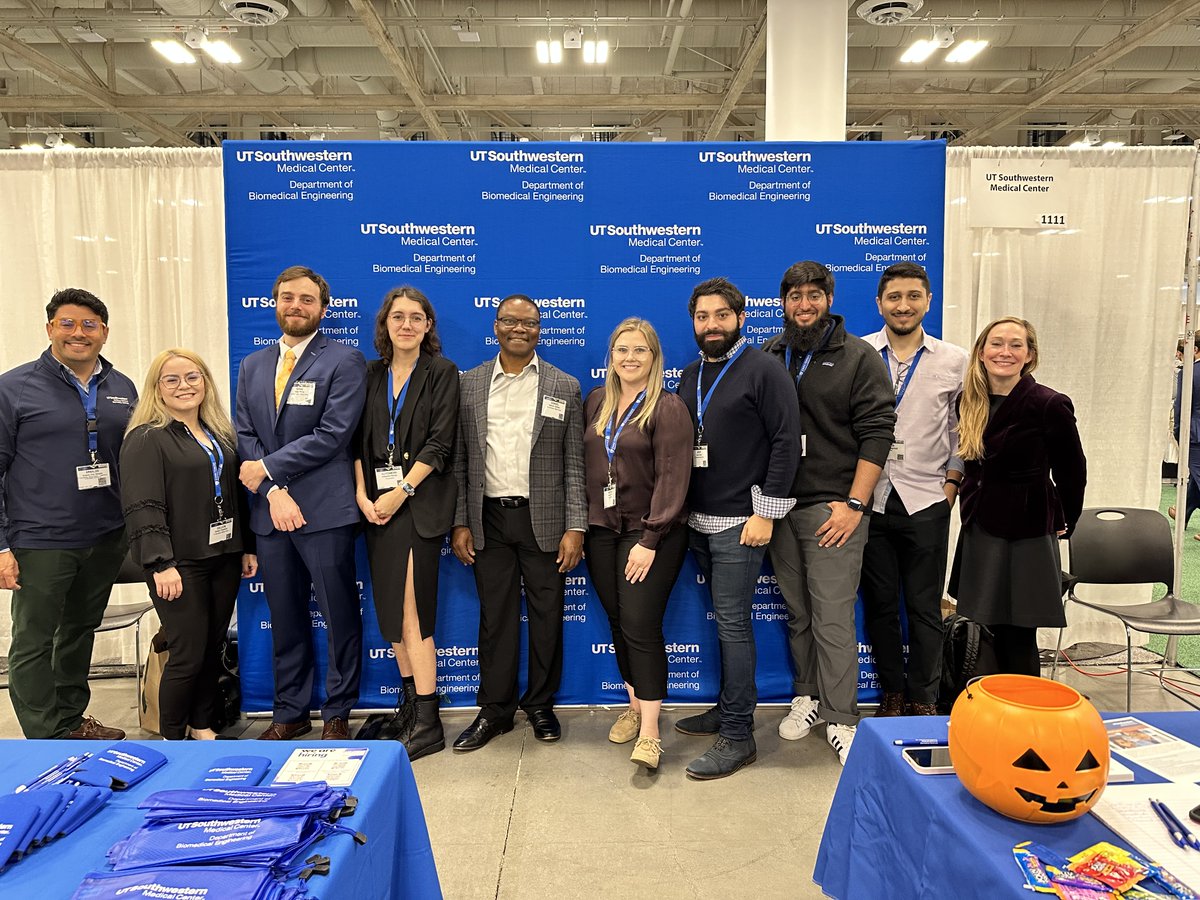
[[603, 390, 645, 480], [696, 342, 747, 440], [189, 426, 225, 513], [386, 367, 413, 466], [880, 346, 926, 409], [70, 377, 100, 462], [784, 346, 818, 386]]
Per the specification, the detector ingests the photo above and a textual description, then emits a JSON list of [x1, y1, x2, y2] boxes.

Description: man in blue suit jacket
[[236, 265, 367, 740]]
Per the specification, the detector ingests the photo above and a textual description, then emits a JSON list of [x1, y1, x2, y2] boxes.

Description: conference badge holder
[[75, 464, 111, 491]]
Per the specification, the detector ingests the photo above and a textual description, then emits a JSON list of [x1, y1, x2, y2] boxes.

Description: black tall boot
[[402, 695, 445, 761], [379, 679, 418, 740]]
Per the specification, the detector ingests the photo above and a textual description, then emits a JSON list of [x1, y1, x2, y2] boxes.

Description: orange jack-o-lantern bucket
[[949, 674, 1109, 823]]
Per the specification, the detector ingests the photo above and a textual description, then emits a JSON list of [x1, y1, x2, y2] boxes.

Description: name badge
[[76, 463, 112, 490], [692, 445, 709, 468], [888, 441, 906, 462], [375, 466, 404, 489], [603, 483, 617, 508], [287, 380, 316, 406], [541, 395, 566, 421], [800, 433, 808, 458], [209, 519, 234, 545]]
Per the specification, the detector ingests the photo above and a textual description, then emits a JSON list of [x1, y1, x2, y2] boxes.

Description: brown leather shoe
[[875, 692, 905, 717], [258, 720, 312, 741], [66, 716, 125, 740], [322, 717, 349, 740], [906, 701, 939, 716]]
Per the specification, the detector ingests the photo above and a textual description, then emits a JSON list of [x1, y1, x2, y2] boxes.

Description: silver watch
[[400, 481, 416, 497]]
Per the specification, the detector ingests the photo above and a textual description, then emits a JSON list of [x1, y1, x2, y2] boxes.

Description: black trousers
[[148, 553, 241, 740], [859, 492, 951, 704], [472, 501, 566, 722], [585, 525, 689, 702], [991, 624, 1041, 677]]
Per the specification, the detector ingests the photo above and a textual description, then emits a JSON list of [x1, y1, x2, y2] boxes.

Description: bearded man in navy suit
[[236, 265, 367, 741]]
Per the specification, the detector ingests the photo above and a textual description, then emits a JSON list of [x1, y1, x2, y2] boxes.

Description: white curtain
[[0, 148, 227, 664], [0, 145, 1195, 661], [943, 146, 1198, 648]]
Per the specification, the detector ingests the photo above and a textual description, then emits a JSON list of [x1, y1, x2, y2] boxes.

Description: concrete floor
[[0, 663, 1195, 899]]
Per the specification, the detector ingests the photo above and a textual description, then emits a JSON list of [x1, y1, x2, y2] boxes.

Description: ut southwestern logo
[[814, 222, 929, 235]]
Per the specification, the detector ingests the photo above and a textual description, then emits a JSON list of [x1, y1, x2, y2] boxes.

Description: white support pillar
[[765, 0, 847, 141]]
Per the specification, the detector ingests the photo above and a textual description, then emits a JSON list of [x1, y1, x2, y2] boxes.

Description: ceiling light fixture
[[203, 39, 241, 64], [72, 23, 106, 43], [451, 18, 480, 42], [152, 39, 196, 65], [945, 39, 988, 63], [900, 39, 937, 63]]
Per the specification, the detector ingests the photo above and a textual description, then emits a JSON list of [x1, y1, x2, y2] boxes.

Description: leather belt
[[485, 496, 529, 508]]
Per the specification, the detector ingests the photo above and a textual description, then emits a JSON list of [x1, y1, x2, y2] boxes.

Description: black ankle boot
[[402, 695, 445, 761], [379, 679, 418, 740]]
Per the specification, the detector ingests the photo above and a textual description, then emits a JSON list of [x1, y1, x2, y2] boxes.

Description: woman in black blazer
[[949, 316, 1086, 676], [354, 286, 459, 759], [121, 349, 256, 740]]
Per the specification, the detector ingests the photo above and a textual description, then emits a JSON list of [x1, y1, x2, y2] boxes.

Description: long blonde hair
[[957, 316, 1039, 461], [592, 318, 665, 436], [126, 348, 236, 447]]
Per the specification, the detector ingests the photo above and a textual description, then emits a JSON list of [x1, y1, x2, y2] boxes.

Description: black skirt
[[364, 503, 443, 642], [948, 521, 1067, 629]]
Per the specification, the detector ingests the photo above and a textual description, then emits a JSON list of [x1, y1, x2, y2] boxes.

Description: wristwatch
[[400, 481, 416, 497], [845, 497, 865, 512]]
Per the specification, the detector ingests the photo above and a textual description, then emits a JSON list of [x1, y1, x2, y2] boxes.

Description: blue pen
[[1158, 800, 1200, 850], [892, 739, 948, 747], [1151, 799, 1188, 848]]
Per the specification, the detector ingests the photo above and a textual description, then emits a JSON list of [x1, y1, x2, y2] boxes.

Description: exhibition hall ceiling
[[0, 0, 1198, 148]]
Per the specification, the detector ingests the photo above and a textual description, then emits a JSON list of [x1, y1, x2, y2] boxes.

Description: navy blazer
[[959, 375, 1087, 541], [235, 331, 367, 537], [355, 354, 460, 538]]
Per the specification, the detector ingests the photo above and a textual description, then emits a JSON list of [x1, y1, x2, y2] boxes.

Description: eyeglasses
[[497, 316, 540, 330], [159, 371, 204, 389], [52, 317, 103, 334], [389, 312, 428, 326], [785, 290, 826, 304], [612, 346, 652, 358]]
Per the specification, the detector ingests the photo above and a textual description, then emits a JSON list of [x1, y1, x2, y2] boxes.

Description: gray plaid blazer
[[453, 356, 587, 553]]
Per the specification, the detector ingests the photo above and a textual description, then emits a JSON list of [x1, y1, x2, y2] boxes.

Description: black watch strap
[[846, 497, 865, 512]]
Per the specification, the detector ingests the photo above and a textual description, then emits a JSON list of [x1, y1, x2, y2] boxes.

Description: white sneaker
[[827, 723, 856, 766], [778, 696, 823, 741]]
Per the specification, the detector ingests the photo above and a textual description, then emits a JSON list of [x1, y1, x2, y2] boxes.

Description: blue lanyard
[[696, 342, 747, 438], [784, 346, 817, 386], [386, 367, 413, 465], [70, 377, 100, 462], [189, 426, 225, 512], [880, 346, 926, 409], [603, 390, 645, 478]]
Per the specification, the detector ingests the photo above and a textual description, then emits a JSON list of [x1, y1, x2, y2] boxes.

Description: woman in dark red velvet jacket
[[949, 316, 1086, 676]]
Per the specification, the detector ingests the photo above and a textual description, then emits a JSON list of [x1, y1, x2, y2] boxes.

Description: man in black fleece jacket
[[762, 260, 895, 766]]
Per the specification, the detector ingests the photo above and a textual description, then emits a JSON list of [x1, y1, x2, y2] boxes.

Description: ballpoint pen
[[1157, 800, 1200, 851], [892, 739, 948, 747], [1151, 799, 1187, 848]]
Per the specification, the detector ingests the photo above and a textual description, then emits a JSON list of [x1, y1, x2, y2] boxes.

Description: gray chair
[[95, 552, 155, 703], [1050, 507, 1200, 710]]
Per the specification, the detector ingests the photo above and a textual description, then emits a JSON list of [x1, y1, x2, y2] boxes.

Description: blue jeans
[[689, 524, 766, 741]]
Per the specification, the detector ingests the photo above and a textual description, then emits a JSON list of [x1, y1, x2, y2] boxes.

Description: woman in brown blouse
[[584, 317, 693, 770]]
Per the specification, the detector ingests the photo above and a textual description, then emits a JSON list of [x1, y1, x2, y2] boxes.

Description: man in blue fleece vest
[[0, 288, 137, 739]]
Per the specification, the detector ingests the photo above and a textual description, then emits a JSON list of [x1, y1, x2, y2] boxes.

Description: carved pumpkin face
[[949, 674, 1109, 823]]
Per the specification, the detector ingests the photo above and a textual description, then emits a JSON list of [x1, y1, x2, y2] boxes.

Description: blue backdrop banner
[[222, 139, 947, 713]]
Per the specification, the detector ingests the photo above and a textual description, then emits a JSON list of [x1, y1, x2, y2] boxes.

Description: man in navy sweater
[[0, 288, 137, 739], [675, 277, 801, 779]]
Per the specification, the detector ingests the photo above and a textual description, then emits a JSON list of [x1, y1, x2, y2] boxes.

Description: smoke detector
[[856, 1, 923, 26], [220, 0, 288, 26]]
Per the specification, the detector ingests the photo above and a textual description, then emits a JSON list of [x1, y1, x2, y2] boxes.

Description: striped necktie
[[275, 348, 296, 407]]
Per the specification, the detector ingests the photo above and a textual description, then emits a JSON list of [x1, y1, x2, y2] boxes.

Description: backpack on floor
[[936, 613, 999, 715]]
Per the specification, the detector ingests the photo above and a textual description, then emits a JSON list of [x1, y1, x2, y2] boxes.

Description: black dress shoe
[[452, 714, 514, 752], [527, 708, 561, 742]]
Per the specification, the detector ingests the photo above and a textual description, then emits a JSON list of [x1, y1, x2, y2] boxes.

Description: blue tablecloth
[[813, 710, 1197, 900], [0, 738, 441, 898]]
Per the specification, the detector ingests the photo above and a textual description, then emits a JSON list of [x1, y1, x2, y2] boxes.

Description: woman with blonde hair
[[121, 349, 256, 740], [949, 317, 1086, 677], [583, 318, 693, 770]]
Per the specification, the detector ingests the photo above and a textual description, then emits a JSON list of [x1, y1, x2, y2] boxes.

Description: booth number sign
[[968, 159, 1072, 230]]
